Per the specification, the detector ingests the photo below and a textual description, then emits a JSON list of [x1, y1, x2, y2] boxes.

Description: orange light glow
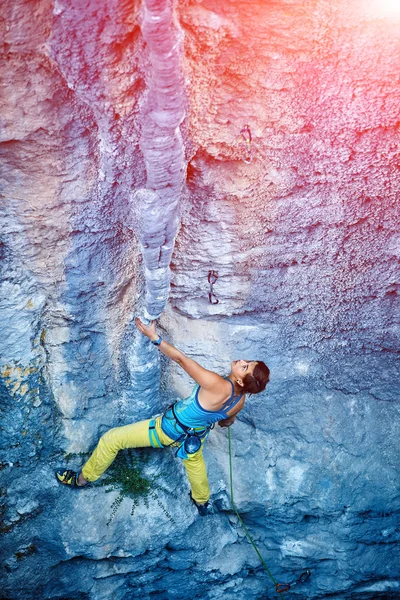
[[369, 0, 400, 19]]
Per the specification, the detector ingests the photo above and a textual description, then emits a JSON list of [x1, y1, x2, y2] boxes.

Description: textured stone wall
[[0, 0, 399, 599]]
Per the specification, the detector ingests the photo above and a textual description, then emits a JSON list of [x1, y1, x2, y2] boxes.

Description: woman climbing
[[56, 318, 270, 516]]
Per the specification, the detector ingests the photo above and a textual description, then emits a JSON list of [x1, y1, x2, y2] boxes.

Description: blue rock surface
[[0, 0, 399, 599]]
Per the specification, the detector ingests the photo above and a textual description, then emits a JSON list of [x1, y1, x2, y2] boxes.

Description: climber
[[56, 318, 270, 516]]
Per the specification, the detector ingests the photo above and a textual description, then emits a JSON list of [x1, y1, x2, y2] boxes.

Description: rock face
[[0, 0, 399, 599]]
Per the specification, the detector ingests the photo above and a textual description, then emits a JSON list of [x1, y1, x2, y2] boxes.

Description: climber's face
[[231, 360, 257, 385]]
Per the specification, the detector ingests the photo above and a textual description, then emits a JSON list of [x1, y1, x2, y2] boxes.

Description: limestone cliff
[[0, 0, 399, 599]]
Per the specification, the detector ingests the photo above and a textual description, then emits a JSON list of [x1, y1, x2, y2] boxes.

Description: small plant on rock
[[98, 450, 175, 526]]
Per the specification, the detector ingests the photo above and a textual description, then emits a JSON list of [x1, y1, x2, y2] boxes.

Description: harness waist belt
[[170, 403, 211, 437]]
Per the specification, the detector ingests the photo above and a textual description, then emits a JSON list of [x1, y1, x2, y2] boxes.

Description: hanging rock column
[[124, 0, 186, 415], [136, 0, 186, 320]]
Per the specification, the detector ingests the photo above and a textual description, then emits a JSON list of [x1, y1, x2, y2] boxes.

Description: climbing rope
[[227, 428, 311, 598], [228, 427, 284, 599]]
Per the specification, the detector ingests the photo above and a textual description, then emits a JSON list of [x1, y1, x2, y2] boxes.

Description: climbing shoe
[[56, 469, 80, 487], [189, 492, 209, 517]]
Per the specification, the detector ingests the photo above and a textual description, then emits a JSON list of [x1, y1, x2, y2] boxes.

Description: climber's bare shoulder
[[198, 384, 245, 412]]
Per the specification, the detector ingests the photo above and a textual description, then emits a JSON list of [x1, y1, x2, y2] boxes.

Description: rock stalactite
[[137, 0, 186, 320]]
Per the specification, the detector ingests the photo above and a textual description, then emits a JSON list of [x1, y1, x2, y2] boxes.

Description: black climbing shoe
[[56, 469, 81, 487], [189, 492, 209, 517]]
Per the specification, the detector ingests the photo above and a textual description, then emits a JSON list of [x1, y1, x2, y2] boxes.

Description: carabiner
[[209, 291, 219, 305], [298, 569, 311, 584], [240, 124, 252, 149], [208, 270, 218, 284]]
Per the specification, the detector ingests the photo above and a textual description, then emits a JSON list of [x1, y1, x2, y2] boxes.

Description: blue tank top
[[161, 378, 243, 440]]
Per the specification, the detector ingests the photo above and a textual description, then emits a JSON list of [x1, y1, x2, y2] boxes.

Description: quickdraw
[[208, 270, 219, 304], [275, 569, 311, 594], [240, 124, 252, 163]]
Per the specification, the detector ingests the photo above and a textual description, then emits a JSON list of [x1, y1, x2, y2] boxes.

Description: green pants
[[81, 416, 210, 504]]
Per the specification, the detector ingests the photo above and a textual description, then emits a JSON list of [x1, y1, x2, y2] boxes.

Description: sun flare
[[369, 0, 400, 19]]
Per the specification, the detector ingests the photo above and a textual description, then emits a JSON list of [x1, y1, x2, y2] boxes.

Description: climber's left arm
[[218, 416, 236, 428]]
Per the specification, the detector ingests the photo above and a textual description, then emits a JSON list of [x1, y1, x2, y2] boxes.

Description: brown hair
[[242, 361, 270, 394]]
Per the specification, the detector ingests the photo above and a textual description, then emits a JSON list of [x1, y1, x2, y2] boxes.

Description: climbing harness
[[171, 403, 210, 454], [275, 570, 311, 594], [159, 379, 241, 458], [161, 404, 213, 456], [208, 270, 219, 304], [148, 419, 164, 449], [228, 428, 311, 598], [240, 124, 252, 164]]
